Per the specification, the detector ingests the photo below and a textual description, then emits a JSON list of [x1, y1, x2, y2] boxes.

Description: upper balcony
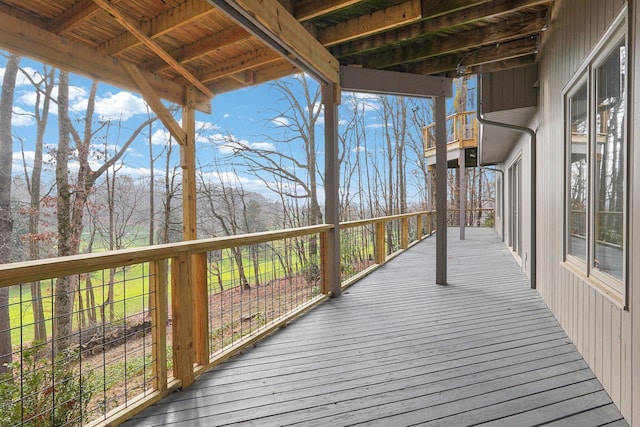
[[423, 111, 478, 167]]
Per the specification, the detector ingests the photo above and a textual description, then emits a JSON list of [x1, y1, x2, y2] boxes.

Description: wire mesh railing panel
[[0, 263, 161, 426], [0, 215, 435, 425], [385, 218, 403, 257], [340, 224, 376, 282], [206, 234, 322, 357]]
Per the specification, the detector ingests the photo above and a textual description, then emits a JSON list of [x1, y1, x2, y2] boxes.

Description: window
[[564, 16, 627, 301]]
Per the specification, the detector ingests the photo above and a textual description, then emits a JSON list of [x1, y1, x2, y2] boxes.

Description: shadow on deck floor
[[124, 228, 628, 426]]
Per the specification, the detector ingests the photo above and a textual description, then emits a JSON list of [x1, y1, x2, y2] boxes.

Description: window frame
[[562, 8, 628, 308]]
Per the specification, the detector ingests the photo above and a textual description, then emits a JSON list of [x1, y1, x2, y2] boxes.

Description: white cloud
[[217, 137, 276, 154], [12, 106, 35, 127], [223, 113, 231, 118], [195, 120, 220, 143], [367, 122, 389, 129], [271, 116, 289, 127], [251, 142, 275, 151], [12, 150, 55, 174], [352, 146, 366, 153], [218, 138, 248, 154], [343, 92, 380, 112], [151, 128, 171, 145], [16, 83, 87, 117], [0, 66, 42, 87], [93, 91, 149, 121], [199, 169, 275, 198]]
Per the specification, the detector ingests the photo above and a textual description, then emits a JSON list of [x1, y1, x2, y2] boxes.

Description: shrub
[[0, 342, 93, 426]]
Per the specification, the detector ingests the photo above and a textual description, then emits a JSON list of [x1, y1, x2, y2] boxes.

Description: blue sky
[[1, 53, 470, 202], [0, 54, 376, 196]]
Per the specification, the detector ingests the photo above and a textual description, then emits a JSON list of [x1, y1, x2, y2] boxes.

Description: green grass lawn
[[8, 242, 322, 345]]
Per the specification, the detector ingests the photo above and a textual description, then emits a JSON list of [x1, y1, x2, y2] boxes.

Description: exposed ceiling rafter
[[92, 0, 214, 98], [0, 8, 211, 110]]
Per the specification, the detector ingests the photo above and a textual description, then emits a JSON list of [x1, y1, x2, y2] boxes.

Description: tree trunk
[[54, 70, 75, 355], [0, 53, 19, 372], [26, 66, 55, 342]]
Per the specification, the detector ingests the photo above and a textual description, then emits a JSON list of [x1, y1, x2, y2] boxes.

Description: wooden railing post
[[401, 217, 409, 249], [171, 252, 194, 387], [150, 260, 168, 392], [416, 214, 423, 240], [320, 231, 330, 294], [192, 252, 209, 365], [375, 222, 386, 264]]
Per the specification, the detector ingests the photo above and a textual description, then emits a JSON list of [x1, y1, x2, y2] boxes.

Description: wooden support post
[[323, 83, 341, 297], [401, 217, 409, 249], [460, 148, 466, 240], [416, 214, 423, 240], [192, 252, 209, 365], [375, 222, 386, 264], [182, 87, 210, 368], [171, 253, 194, 387], [427, 211, 433, 236], [435, 96, 447, 285], [181, 87, 198, 241], [150, 260, 168, 392], [319, 231, 330, 294]]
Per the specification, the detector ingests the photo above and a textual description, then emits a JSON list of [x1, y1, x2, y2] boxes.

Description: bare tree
[[407, 98, 434, 210], [53, 75, 156, 353], [229, 74, 324, 228], [18, 64, 55, 341], [198, 166, 251, 289], [0, 53, 19, 372], [160, 135, 181, 244]]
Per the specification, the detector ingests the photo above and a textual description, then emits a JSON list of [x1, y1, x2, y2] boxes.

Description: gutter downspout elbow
[[476, 74, 537, 290]]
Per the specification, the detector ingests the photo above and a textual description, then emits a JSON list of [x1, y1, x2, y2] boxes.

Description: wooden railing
[[0, 211, 434, 426], [423, 111, 477, 153], [447, 208, 495, 227]]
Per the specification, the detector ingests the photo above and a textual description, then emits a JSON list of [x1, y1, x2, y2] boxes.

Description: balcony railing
[[0, 211, 435, 426], [423, 111, 477, 154]]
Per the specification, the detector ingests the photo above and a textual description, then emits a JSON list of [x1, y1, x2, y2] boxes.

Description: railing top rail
[[340, 211, 431, 229], [0, 224, 333, 288], [423, 111, 476, 130]]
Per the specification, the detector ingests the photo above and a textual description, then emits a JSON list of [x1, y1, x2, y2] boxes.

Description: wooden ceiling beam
[[47, 0, 101, 34], [294, 0, 364, 22], [101, 0, 215, 56], [143, 26, 251, 74], [319, 0, 422, 47], [329, 0, 550, 58], [359, 12, 546, 69], [229, 70, 256, 85], [199, 47, 281, 83], [121, 61, 187, 145], [419, 0, 490, 18], [467, 55, 537, 75], [92, 0, 214, 98], [407, 37, 538, 75], [0, 3, 45, 27], [208, 61, 299, 94], [0, 9, 211, 112], [209, 0, 339, 85]]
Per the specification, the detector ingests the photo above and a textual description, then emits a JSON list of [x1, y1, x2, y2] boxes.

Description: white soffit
[[479, 106, 537, 165]]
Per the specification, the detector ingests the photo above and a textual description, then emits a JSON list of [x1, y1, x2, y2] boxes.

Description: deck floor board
[[123, 228, 628, 426]]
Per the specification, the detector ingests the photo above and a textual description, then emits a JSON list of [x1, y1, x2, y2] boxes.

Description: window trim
[[562, 7, 628, 309]]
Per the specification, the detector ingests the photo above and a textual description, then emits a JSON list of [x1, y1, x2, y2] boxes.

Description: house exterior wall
[[531, 0, 635, 423], [498, 130, 533, 275], [481, 64, 538, 112]]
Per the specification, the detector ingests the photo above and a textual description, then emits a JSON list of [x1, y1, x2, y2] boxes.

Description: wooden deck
[[124, 228, 628, 426]]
